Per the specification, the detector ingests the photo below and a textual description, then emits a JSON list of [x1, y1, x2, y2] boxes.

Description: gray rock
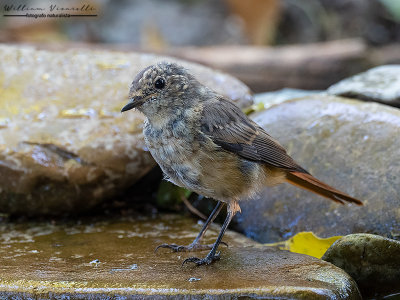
[[254, 88, 322, 110], [322, 233, 400, 297], [0, 44, 252, 216], [0, 214, 360, 299], [328, 65, 400, 107], [235, 95, 400, 242]]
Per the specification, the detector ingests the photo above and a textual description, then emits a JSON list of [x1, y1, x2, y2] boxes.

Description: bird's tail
[[285, 171, 363, 205]]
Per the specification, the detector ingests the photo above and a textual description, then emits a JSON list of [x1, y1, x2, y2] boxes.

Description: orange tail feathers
[[285, 171, 363, 205]]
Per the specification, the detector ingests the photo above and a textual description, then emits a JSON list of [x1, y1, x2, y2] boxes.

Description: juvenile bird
[[121, 62, 363, 266]]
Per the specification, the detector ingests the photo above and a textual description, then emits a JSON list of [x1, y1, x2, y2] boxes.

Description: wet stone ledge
[[0, 215, 360, 299]]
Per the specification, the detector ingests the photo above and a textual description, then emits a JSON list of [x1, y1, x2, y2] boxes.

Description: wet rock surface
[[0, 44, 252, 216], [328, 65, 400, 107], [322, 233, 400, 297], [235, 95, 400, 242], [254, 88, 322, 110], [0, 214, 361, 299]]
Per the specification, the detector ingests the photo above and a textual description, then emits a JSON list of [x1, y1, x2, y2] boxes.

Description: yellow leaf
[[265, 232, 342, 259]]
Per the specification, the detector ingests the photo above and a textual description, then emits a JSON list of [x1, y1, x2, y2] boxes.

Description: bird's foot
[[155, 241, 227, 253], [182, 252, 221, 266]]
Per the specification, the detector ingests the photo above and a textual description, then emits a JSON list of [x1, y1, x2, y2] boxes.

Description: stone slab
[[0, 215, 360, 299]]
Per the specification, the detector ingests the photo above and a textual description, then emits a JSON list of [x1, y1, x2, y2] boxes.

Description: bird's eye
[[154, 78, 165, 89]]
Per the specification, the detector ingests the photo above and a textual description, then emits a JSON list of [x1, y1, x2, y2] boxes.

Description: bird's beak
[[121, 91, 155, 112], [121, 98, 137, 112]]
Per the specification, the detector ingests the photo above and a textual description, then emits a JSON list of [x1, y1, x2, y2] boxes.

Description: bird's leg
[[155, 201, 224, 253], [183, 201, 241, 266]]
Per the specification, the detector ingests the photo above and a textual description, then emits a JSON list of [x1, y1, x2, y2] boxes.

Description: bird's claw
[[155, 243, 184, 253], [182, 252, 221, 266], [220, 241, 229, 248], [155, 242, 227, 253]]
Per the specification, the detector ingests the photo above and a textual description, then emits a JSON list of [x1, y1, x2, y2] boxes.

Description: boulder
[[322, 233, 400, 297], [0, 214, 360, 299], [235, 95, 400, 242], [254, 88, 322, 110], [0, 44, 252, 216], [328, 65, 400, 107]]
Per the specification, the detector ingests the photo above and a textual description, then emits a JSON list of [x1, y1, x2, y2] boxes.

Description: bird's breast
[[143, 118, 204, 191]]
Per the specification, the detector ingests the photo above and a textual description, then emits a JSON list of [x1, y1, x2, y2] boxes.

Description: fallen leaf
[[265, 232, 342, 259]]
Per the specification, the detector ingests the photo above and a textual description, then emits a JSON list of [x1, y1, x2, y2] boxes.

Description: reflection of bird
[[121, 62, 363, 266]]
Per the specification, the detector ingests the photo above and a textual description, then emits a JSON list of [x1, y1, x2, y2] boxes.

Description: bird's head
[[121, 62, 195, 116]]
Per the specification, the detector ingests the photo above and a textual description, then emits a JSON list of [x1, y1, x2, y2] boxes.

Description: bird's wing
[[200, 97, 305, 172]]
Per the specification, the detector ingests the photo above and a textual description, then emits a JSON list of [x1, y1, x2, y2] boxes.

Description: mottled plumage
[[121, 62, 362, 266]]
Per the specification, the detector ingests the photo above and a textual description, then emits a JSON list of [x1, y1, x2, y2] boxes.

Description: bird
[[121, 62, 363, 266]]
